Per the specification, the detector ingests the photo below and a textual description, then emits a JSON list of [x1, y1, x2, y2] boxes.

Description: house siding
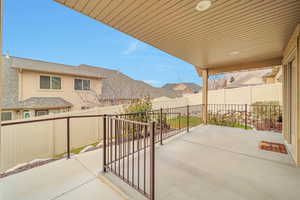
[[2, 56, 19, 108]]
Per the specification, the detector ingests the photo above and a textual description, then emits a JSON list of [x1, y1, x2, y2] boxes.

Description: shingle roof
[[3, 97, 73, 110], [10, 56, 104, 79]]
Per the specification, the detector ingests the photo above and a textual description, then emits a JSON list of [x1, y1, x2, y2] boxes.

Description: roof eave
[[12, 66, 104, 79]]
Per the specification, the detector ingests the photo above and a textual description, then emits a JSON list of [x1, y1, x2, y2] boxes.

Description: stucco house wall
[[20, 70, 102, 111], [1, 56, 104, 120]]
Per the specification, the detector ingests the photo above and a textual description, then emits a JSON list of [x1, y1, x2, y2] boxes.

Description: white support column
[[282, 64, 290, 143], [202, 69, 208, 124]]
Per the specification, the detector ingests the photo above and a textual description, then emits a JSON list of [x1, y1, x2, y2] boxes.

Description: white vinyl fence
[[0, 83, 282, 172]]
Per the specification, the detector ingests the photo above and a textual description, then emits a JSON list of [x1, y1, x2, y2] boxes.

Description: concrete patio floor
[[107, 125, 300, 200], [0, 149, 127, 200], [1, 125, 300, 200]]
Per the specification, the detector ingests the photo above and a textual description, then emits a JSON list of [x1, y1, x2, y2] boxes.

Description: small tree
[[124, 96, 152, 114], [124, 96, 152, 122]]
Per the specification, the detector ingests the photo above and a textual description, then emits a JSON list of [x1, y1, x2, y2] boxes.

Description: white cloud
[[122, 41, 140, 55]]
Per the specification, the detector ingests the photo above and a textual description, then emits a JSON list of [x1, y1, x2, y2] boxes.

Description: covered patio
[[2, 1, 300, 200], [2, 125, 300, 200], [54, 0, 300, 167]]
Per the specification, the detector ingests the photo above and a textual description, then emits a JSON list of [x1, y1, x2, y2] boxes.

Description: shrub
[[251, 101, 280, 106], [124, 96, 152, 114], [124, 96, 152, 123]]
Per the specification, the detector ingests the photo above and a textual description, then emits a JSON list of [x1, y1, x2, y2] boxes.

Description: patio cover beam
[[204, 58, 282, 75]]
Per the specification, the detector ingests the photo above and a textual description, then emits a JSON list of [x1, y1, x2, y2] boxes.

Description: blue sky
[[3, 0, 203, 87]]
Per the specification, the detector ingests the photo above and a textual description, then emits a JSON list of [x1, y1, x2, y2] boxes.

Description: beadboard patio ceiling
[[55, 0, 300, 72]]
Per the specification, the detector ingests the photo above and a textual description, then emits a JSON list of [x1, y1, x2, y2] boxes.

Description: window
[[74, 79, 90, 91], [40, 75, 61, 90], [40, 76, 50, 89], [35, 110, 49, 116], [81, 106, 91, 110], [23, 110, 31, 119], [51, 77, 61, 89], [1, 112, 12, 121], [74, 79, 82, 90]]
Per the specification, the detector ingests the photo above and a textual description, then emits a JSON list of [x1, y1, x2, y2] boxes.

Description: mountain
[[162, 82, 201, 95], [79, 65, 179, 99]]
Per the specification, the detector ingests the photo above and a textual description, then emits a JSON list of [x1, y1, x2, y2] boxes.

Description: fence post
[[245, 104, 247, 130], [160, 108, 163, 145], [103, 115, 107, 172], [150, 121, 155, 200], [187, 105, 190, 132], [67, 117, 70, 159]]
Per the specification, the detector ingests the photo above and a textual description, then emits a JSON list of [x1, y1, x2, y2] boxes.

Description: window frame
[[1, 111, 13, 121], [74, 78, 91, 91], [35, 110, 49, 117], [39, 75, 62, 90]]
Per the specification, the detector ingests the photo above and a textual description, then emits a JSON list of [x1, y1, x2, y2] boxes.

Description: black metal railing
[[103, 115, 156, 200], [1, 114, 107, 159], [207, 104, 282, 132], [1, 103, 282, 195], [116, 110, 184, 143]]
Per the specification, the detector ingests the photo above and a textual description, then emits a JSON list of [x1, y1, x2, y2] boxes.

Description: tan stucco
[[19, 70, 102, 111], [282, 25, 300, 166]]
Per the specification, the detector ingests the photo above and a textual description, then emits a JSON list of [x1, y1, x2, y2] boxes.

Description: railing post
[[150, 121, 155, 200], [67, 117, 70, 159], [160, 108, 163, 145], [179, 113, 181, 130], [269, 105, 272, 131], [103, 115, 107, 172], [187, 105, 190, 132], [245, 104, 247, 130]]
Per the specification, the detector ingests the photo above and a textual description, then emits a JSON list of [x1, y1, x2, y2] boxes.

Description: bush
[[124, 96, 152, 123], [251, 101, 281, 121], [124, 96, 152, 114], [251, 101, 280, 106]]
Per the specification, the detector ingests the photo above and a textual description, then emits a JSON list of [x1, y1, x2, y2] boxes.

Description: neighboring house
[[1, 55, 179, 121], [262, 67, 282, 84], [208, 78, 228, 90], [1, 55, 104, 121], [208, 68, 281, 90], [162, 83, 201, 95]]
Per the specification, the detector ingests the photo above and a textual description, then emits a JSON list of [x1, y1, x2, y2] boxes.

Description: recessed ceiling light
[[229, 51, 240, 56], [196, 0, 212, 11]]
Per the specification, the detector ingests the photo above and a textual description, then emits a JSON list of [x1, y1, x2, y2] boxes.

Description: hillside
[[162, 82, 201, 95], [79, 65, 179, 99]]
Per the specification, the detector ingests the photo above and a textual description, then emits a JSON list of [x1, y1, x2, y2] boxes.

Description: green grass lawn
[[54, 141, 100, 159], [167, 116, 203, 129], [167, 115, 252, 130]]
